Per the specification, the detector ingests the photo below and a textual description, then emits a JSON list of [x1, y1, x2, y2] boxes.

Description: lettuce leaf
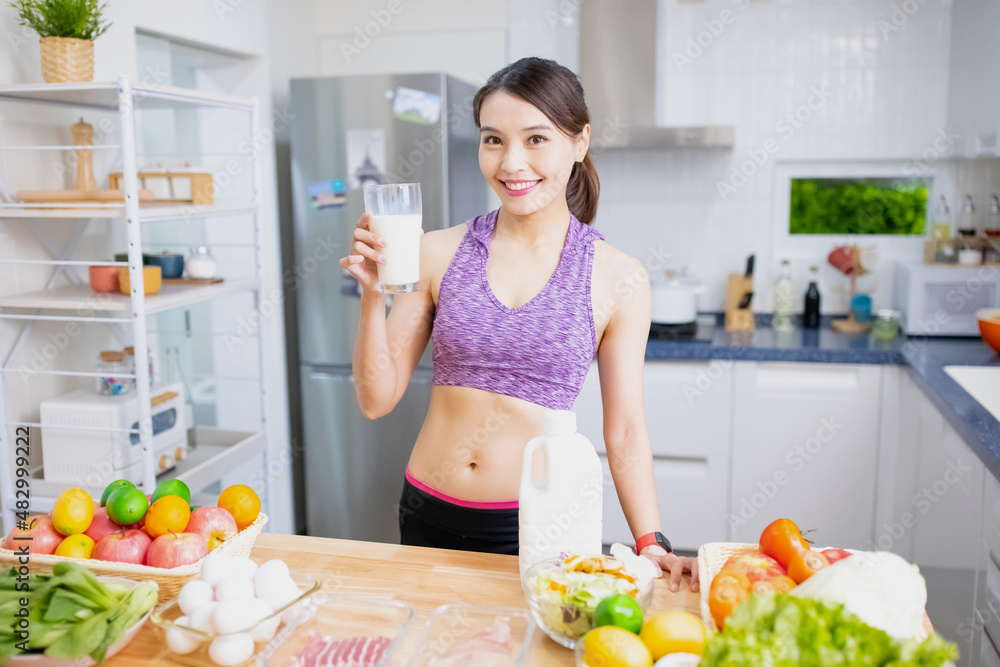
[[701, 594, 957, 667]]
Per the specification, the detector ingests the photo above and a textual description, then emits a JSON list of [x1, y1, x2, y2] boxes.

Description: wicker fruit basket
[[697, 541, 758, 632], [0, 512, 267, 601], [39, 36, 95, 83]]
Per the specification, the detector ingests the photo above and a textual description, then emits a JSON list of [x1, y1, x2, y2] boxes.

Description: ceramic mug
[[827, 246, 855, 275], [119, 265, 162, 295], [89, 266, 120, 293]]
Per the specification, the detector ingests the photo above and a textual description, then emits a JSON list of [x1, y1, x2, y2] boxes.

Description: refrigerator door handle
[[309, 368, 433, 384]]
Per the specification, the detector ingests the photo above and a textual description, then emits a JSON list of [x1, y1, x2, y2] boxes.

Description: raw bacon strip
[[286, 633, 391, 667]]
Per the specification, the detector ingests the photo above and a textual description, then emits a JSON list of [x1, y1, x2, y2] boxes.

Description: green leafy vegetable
[[9, 0, 111, 40], [0, 563, 157, 664], [701, 593, 958, 667]]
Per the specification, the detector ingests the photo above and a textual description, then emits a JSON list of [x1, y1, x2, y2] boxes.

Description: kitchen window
[[789, 177, 929, 236]]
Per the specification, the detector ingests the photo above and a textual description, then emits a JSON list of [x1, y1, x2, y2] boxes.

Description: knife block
[[725, 273, 755, 331]]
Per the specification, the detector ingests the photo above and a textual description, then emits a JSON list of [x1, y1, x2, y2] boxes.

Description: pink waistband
[[405, 467, 519, 510]]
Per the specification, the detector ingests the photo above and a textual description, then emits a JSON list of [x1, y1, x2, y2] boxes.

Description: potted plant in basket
[[11, 0, 111, 83]]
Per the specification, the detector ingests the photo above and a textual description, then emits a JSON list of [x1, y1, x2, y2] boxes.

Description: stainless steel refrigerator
[[288, 73, 486, 543]]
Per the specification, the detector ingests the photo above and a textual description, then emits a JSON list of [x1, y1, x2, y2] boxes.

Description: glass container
[[873, 309, 901, 341], [95, 350, 131, 396], [406, 604, 534, 667]]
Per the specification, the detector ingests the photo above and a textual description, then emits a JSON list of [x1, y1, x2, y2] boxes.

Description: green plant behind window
[[789, 178, 928, 235], [11, 0, 111, 40]]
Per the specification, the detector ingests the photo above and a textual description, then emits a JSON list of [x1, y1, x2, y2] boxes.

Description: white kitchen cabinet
[[573, 361, 733, 552], [729, 362, 883, 549], [971, 472, 1000, 667]]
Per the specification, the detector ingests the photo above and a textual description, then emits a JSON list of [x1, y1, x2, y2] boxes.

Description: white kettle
[[651, 269, 707, 325]]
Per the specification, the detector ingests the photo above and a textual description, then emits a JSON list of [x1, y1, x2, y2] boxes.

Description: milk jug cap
[[543, 410, 577, 435]]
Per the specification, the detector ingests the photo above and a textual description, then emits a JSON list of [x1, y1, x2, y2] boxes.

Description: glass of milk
[[363, 183, 422, 294]]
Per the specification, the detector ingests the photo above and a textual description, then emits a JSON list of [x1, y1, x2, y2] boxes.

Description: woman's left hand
[[639, 545, 700, 592]]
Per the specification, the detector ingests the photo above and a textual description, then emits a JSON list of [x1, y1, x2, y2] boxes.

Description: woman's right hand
[[339, 212, 386, 295]]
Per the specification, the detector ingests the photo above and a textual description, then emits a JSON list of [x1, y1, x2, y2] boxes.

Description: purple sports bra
[[431, 209, 605, 410]]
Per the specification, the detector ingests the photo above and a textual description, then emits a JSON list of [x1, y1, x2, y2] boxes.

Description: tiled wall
[[594, 0, 961, 314]]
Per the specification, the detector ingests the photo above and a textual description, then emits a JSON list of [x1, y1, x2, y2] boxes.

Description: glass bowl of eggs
[[150, 551, 321, 667]]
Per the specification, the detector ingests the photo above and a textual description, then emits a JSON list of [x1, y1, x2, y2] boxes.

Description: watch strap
[[635, 531, 672, 554]]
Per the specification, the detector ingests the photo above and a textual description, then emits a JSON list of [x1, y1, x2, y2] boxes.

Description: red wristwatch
[[635, 531, 673, 554]]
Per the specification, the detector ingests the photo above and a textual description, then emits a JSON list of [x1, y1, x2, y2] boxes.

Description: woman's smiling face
[[478, 91, 589, 218]]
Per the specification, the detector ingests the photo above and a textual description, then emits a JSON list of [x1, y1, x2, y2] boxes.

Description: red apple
[[84, 507, 124, 544], [94, 528, 151, 565], [3, 515, 63, 555], [146, 532, 208, 569], [822, 548, 852, 565], [186, 506, 238, 551], [722, 552, 786, 583]]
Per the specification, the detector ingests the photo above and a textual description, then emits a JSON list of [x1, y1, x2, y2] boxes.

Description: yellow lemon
[[582, 626, 653, 667], [51, 488, 95, 536], [639, 611, 707, 660], [55, 534, 95, 559]]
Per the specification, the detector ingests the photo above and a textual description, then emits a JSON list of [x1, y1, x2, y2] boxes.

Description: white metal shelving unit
[[0, 78, 272, 530]]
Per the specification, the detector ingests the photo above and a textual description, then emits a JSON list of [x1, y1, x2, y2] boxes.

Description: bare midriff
[[406, 384, 549, 502]]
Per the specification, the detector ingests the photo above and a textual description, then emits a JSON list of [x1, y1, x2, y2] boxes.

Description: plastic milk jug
[[519, 410, 603, 578]]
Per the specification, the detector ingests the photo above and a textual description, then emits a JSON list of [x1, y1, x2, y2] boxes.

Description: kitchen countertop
[[647, 320, 1000, 479], [110, 533, 701, 666]]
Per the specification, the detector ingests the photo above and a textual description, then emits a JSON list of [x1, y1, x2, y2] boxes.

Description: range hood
[[579, 0, 735, 149]]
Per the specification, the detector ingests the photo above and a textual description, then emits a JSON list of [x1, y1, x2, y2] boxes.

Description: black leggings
[[398, 478, 519, 555]]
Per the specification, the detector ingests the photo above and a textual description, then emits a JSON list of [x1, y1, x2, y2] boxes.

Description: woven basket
[[0, 513, 267, 602], [40, 36, 95, 83], [697, 542, 759, 632]]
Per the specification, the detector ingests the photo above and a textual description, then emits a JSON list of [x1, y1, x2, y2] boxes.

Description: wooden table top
[[112, 532, 701, 666]]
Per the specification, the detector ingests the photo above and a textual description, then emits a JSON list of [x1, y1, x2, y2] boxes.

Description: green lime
[[152, 479, 191, 505], [594, 593, 644, 635], [106, 486, 148, 525], [100, 479, 135, 508]]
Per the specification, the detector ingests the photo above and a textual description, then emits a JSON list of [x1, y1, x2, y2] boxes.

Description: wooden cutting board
[[16, 188, 155, 203]]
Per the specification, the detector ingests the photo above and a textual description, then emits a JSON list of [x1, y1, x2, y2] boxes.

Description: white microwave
[[894, 262, 1000, 336], [40, 382, 189, 487]]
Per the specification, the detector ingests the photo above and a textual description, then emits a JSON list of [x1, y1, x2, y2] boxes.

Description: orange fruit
[[218, 484, 260, 531], [144, 495, 191, 539]]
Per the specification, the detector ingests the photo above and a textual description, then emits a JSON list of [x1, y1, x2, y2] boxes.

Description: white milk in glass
[[369, 213, 422, 289]]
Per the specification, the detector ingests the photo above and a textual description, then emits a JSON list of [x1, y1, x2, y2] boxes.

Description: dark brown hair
[[473, 57, 600, 226]]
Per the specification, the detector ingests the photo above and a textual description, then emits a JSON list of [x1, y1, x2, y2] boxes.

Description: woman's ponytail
[[567, 153, 600, 226]]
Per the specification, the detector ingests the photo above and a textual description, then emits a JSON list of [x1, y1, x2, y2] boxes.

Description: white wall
[[0, 1, 296, 535]]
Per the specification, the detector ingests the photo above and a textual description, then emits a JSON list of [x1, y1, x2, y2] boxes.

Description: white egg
[[208, 633, 255, 667], [245, 598, 280, 643], [188, 601, 219, 634], [215, 576, 256, 602], [252, 559, 289, 588], [230, 557, 258, 580], [178, 580, 214, 615], [259, 578, 300, 614], [166, 615, 204, 655], [213, 600, 259, 635], [201, 551, 234, 587]]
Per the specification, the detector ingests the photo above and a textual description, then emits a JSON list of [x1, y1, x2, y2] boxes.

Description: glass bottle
[[123, 346, 154, 388], [164, 346, 197, 450], [932, 196, 958, 264], [803, 266, 821, 330], [95, 350, 131, 396], [986, 194, 1000, 265], [957, 194, 977, 236], [773, 260, 795, 332]]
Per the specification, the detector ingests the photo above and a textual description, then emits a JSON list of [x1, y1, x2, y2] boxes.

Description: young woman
[[339, 57, 698, 591]]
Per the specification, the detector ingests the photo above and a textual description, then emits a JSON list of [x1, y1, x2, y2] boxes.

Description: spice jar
[[186, 246, 217, 279], [873, 309, 902, 342], [124, 346, 154, 387], [95, 350, 131, 396]]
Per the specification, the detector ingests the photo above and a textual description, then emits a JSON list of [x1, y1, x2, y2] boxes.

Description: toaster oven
[[40, 381, 189, 487], [894, 262, 1000, 336]]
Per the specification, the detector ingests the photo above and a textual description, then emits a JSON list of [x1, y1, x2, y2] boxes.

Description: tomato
[[709, 580, 749, 629], [787, 550, 830, 584], [750, 579, 776, 595], [822, 548, 852, 564], [711, 569, 751, 592], [768, 575, 797, 593], [759, 518, 810, 569]]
